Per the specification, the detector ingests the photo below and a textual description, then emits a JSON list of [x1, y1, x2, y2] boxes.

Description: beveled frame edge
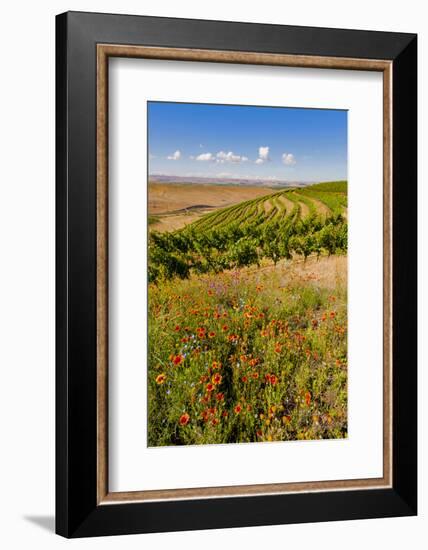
[[96, 44, 393, 505]]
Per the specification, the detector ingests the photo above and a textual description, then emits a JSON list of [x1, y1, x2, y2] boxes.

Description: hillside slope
[[188, 182, 347, 233]]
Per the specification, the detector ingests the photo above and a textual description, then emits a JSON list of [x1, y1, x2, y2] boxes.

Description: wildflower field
[[147, 183, 348, 446]]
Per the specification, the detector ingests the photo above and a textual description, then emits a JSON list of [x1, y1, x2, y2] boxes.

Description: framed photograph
[[56, 11, 417, 538]]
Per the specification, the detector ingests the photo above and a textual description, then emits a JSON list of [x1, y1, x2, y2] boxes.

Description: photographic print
[[147, 101, 348, 447]]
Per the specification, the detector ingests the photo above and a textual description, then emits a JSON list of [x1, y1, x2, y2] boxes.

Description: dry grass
[[149, 183, 275, 232]]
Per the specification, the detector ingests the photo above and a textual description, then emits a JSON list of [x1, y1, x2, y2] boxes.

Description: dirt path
[[263, 199, 273, 213], [297, 201, 310, 218], [276, 194, 295, 214]]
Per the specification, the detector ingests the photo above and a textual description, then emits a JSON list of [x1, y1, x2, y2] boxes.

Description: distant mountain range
[[149, 174, 313, 188]]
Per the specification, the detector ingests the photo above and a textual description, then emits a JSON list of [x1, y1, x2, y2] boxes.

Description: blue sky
[[148, 102, 347, 182]]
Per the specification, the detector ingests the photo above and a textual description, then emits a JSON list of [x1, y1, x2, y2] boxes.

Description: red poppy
[[206, 383, 215, 392], [155, 373, 166, 385], [241, 376, 248, 383], [172, 354, 184, 366], [270, 374, 278, 386], [212, 373, 222, 385], [179, 413, 190, 426], [234, 404, 242, 414]]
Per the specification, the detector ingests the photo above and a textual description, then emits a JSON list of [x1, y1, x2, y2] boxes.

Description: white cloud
[[258, 146, 270, 161], [196, 152, 215, 161], [193, 150, 249, 163], [255, 146, 270, 164], [167, 150, 181, 160], [282, 152, 296, 165], [216, 151, 247, 163]]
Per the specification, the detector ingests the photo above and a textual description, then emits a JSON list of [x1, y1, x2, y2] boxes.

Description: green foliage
[[148, 182, 348, 283], [307, 180, 347, 193]]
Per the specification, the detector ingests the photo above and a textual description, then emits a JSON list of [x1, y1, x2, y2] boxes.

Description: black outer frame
[[56, 11, 417, 538]]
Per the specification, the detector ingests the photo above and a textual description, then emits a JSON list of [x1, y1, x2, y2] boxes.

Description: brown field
[[237, 254, 347, 291], [148, 182, 275, 232]]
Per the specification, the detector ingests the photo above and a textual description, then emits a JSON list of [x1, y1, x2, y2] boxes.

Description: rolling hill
[[188, 181, 347, 233], [148, 182, 348, 283]]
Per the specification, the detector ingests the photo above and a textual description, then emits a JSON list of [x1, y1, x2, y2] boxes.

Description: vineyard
[[148, 181, 348, 283]]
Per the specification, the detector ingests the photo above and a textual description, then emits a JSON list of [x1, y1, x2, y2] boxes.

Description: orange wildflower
[[172, 354, 184, 366], [270, 375, 278, 385], [155, 373, 166, 385], [212, 373, 222, 385], [234, 404, 242, 414], [179, 413, 190, 426]]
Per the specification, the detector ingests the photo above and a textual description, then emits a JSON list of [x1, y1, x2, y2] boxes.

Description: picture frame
[[56, 11, 417, 538]]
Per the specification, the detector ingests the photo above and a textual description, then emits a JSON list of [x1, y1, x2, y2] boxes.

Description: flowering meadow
[[148, 260, 347, 446]]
